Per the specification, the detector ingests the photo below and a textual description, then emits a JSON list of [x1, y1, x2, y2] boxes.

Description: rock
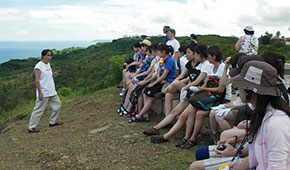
[[0, 122, 10, 134], [61, 155, 69, 159], [89, 124, 111, 134]]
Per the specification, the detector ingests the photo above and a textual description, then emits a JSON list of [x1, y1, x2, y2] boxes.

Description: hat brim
[[229, 68, 240, 78], [231, 74, 280, 97]]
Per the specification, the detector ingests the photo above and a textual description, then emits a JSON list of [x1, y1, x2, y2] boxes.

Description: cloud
[[0, 0, 289, 41]]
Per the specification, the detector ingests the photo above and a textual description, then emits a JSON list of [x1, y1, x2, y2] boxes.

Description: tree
[[259, 31, 273, 45], [276, 31, 281, 38]]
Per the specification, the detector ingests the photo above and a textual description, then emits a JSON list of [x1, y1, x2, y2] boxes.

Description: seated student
[[150, 45, 231, 148], [230, 61, 290, 170], [119, 41, 141, 94], [189, 129, 249, 170], [128, 44, 176, 123], [143, 44, 209, 135], [175, 46, 188, 77], [118, 44, 154, 115], [209, 96, 245, 144], [120, 39, 150, 96], [155, 44, 197, 115], [123, 45, 161, 116], [261, 52, 289, 105]]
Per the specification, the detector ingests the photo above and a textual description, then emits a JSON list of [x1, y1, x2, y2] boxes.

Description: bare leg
[[154, 100, 189, 130], [184, 105, 197, 140], [189, 110, 210, 141], [167, 81, 185, 93], [220, 127, 246, 141], [209, 110, 219, 135], [216, 111, 236, 131], [137, 95, 154, 118], [164, 92, 179, 116], [189, 160, 205, 170], [163, 105, 194, 139], [123, 83, 136, 107]]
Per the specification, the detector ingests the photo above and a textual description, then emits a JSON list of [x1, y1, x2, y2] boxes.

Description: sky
[[0, 0, 290, 41]]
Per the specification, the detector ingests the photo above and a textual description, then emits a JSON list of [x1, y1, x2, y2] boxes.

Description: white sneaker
[[119, 88, 126, 96]]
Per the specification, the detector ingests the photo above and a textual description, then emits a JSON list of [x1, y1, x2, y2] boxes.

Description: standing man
[[165, 28, 180, 61], [28, 49, 63, 133], [163, 25, 170, 44]]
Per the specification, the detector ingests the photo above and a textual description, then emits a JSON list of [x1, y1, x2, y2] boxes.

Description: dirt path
[[0, 87, 205, 170]]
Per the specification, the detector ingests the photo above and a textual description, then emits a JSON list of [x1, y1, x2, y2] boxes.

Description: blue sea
[[0, 40, 111, 64]]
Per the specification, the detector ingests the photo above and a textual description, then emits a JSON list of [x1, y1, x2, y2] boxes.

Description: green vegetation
[[1, 35, 290, 124]]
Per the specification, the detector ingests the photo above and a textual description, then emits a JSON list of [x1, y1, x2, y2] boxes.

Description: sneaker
[[49, 121, 63, 127], [128, 115, 149, 123], [151, 135, 168, 143], [180, 140, 197, 149], [143, 128, 160, 136], [28, 128, 40, 133], [175, 138, 188, 147], [119, 88, 127, 96], [154, 92, 165, 99]]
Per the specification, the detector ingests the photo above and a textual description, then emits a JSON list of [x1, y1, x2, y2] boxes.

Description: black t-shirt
[[185, 61, 201, 82]]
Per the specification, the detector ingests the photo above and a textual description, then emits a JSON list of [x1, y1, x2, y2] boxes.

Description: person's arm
[[53, 70, 61, 77], [35, 69, 43, 101], [183, 72, 207, 90], [175, 67, 188, 81], [152, 69, 169, 85], [135, 66, 153, 78], [235, 37, 243, 51], [231, 157, 250, 170]]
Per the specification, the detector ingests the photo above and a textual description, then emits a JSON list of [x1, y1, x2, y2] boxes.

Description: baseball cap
[[231, 61, 281, 97], [140, 39, 152, 46], [244, 25, 254, 32], [166, 28, 176, 35], [229, 55, 264, 78]]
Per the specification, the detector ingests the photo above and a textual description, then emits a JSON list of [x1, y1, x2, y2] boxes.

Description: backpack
[[129, 85, 146, 105], [189, 76, 225, 111]]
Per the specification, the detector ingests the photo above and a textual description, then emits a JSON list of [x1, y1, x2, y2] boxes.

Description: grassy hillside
[[0, 35, 290, 123], [0, 87, 202, 170]]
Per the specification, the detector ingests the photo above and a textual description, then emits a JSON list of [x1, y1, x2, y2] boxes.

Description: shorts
[[144, 83, 164, 97]]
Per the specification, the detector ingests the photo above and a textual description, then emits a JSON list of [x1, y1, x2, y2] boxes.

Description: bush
[[58, 87, 72, 97]]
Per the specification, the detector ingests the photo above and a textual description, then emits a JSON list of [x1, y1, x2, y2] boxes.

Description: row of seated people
[[117, 39, 290, 170]]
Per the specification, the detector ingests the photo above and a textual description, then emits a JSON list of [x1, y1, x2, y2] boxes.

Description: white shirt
[[166, 39, 180, 58], [177, 55, 189, 73], [208, 62, 232, 100], [34, 61, 57, 97], [239, 35, 259, 55], [196, 60, 212, 76]]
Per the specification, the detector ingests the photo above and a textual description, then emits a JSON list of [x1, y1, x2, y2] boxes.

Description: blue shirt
[[163, 36, 169, 44], [160, 57, 176, 83]]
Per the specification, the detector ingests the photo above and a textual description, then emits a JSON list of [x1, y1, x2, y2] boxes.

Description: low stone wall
[[151, 99, 211, 134]]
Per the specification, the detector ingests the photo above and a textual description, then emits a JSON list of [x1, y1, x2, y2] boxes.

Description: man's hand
[[53, 70, 61, 77], [39, 92, 44, 101]]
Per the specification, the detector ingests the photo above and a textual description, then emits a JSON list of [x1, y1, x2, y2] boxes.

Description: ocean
[[0, 40, 111, 64]]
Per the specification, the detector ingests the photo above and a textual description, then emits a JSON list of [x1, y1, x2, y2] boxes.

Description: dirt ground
[[0, 87, 211, 170]]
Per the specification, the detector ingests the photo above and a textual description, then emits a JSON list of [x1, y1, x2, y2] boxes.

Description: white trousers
[[28, 95, 62, 130]]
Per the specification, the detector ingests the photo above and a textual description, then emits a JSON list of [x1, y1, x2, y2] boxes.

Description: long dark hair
[[261, 52, 285, 79], [249, 94, 290, 140], [194, 44, 208, 59]]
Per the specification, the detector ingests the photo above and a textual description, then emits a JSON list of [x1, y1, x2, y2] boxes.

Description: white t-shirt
[[196, 60, 212, 76], [207, 62, 232, 100], [34, 61, 57, 97], [166, 39, 180, 58], [177, 55, 189, 73]]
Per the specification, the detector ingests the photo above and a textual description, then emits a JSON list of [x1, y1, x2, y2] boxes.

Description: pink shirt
[[249, 104, 290, 170]]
